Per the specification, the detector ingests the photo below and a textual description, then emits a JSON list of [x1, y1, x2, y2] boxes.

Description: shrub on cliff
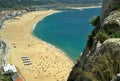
[[96, 31, 109, 43], [110, 31, 120, 38], [87, 34, 94, 48], [90, 16, 100, 26]]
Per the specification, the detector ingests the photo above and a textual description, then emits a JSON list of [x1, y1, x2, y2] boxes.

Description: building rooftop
[[3, 64, 17, 73], [16, 76, 23, 81], [12, 73, 23, 81]]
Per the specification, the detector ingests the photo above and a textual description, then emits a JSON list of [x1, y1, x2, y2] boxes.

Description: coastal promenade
[[0, 10, 73, 81]]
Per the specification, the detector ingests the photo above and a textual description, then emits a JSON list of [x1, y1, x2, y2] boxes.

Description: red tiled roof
[[16, 76, 23, 81]]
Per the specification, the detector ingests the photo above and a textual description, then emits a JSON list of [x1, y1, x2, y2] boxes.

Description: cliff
[[68, 0, 120, 81]]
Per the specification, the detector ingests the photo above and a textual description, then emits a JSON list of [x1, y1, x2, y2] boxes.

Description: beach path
[[0, 10, 73, 81]]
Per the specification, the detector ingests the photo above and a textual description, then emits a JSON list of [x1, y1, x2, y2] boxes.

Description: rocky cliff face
[[100, 0, 120, 21], [0, 39, 7, 68], [68, 0, 120, 81]]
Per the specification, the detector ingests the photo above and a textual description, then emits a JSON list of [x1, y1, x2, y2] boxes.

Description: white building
[[3, 64, 17, 73]]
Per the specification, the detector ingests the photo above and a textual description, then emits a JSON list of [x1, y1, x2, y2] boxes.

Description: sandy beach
[[0, 10, 74, 81]]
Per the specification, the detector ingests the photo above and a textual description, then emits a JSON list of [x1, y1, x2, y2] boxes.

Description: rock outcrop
[[111, 73, 120, 81], [68, 39, 120, 81], [68, 0, 120, 81], [0, 39, 7, 68], [101, 10, 120, 31], [100, 0, 120, 21]]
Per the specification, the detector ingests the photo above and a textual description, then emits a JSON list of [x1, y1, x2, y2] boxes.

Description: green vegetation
[[109, 31, 120, 38], [0, 0, 55, 10], [87, 22, 120, 48], [0, 0, 102, 11], [90, 16, 100, 26], [103, 22, 120, 38], [0, 74, 12, 81], [87, 34, 94, 48], [96, 30, 120, 43], [96, 30, 109, 43], [0, 0, 24, 10], [104, 22, 120, 34], [69, 52, 120, 81], [86, 15, 100, 48], [116, 5, 120, 11]]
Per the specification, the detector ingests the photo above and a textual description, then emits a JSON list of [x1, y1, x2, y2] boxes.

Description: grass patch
[[0, 74, 12, 81], [96, 30, 109, 43], [110, 31, 120, 38], [96, 30, 120, 43]]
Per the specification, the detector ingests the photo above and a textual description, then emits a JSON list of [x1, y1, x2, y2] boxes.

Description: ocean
[[33, 8, 101, 61]]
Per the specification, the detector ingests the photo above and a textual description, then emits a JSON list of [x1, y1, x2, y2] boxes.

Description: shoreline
[[31, 10, 74, 63], [0, 7, 100, 80], [32, 11, 62, 31], [32, 32, 74, 63], [68, 5, 102, 10], [31, 29, 74, 63], [0, 10, 74, 81], [31, 6, 101, 62]]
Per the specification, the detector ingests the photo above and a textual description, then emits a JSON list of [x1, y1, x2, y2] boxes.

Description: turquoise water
[[33, 8, 101, 61]]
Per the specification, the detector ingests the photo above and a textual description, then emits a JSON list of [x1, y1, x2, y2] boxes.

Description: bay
[[33, 8, 101, 61]]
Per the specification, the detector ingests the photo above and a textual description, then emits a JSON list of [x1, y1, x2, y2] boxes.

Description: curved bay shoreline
[[0, 6, 101, 81], [0, 10, 74, 81]]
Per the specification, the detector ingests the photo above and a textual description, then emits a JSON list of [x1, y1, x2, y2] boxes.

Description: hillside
[[0, 0, 102, 10], [0, 0, 55, 10], [56, 0, 102, 4], [68, 0, 120, 81]]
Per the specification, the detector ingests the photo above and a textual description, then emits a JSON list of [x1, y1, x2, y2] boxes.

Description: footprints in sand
[[28, 53, 71, 81], [21, 50, 72, 81], [11, 41, 73, 81]]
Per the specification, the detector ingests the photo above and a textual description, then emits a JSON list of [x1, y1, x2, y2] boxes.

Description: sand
[[0, 10, 74, 81]]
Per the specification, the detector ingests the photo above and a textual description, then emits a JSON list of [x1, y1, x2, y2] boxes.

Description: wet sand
[[0, 10, 74, 81]]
